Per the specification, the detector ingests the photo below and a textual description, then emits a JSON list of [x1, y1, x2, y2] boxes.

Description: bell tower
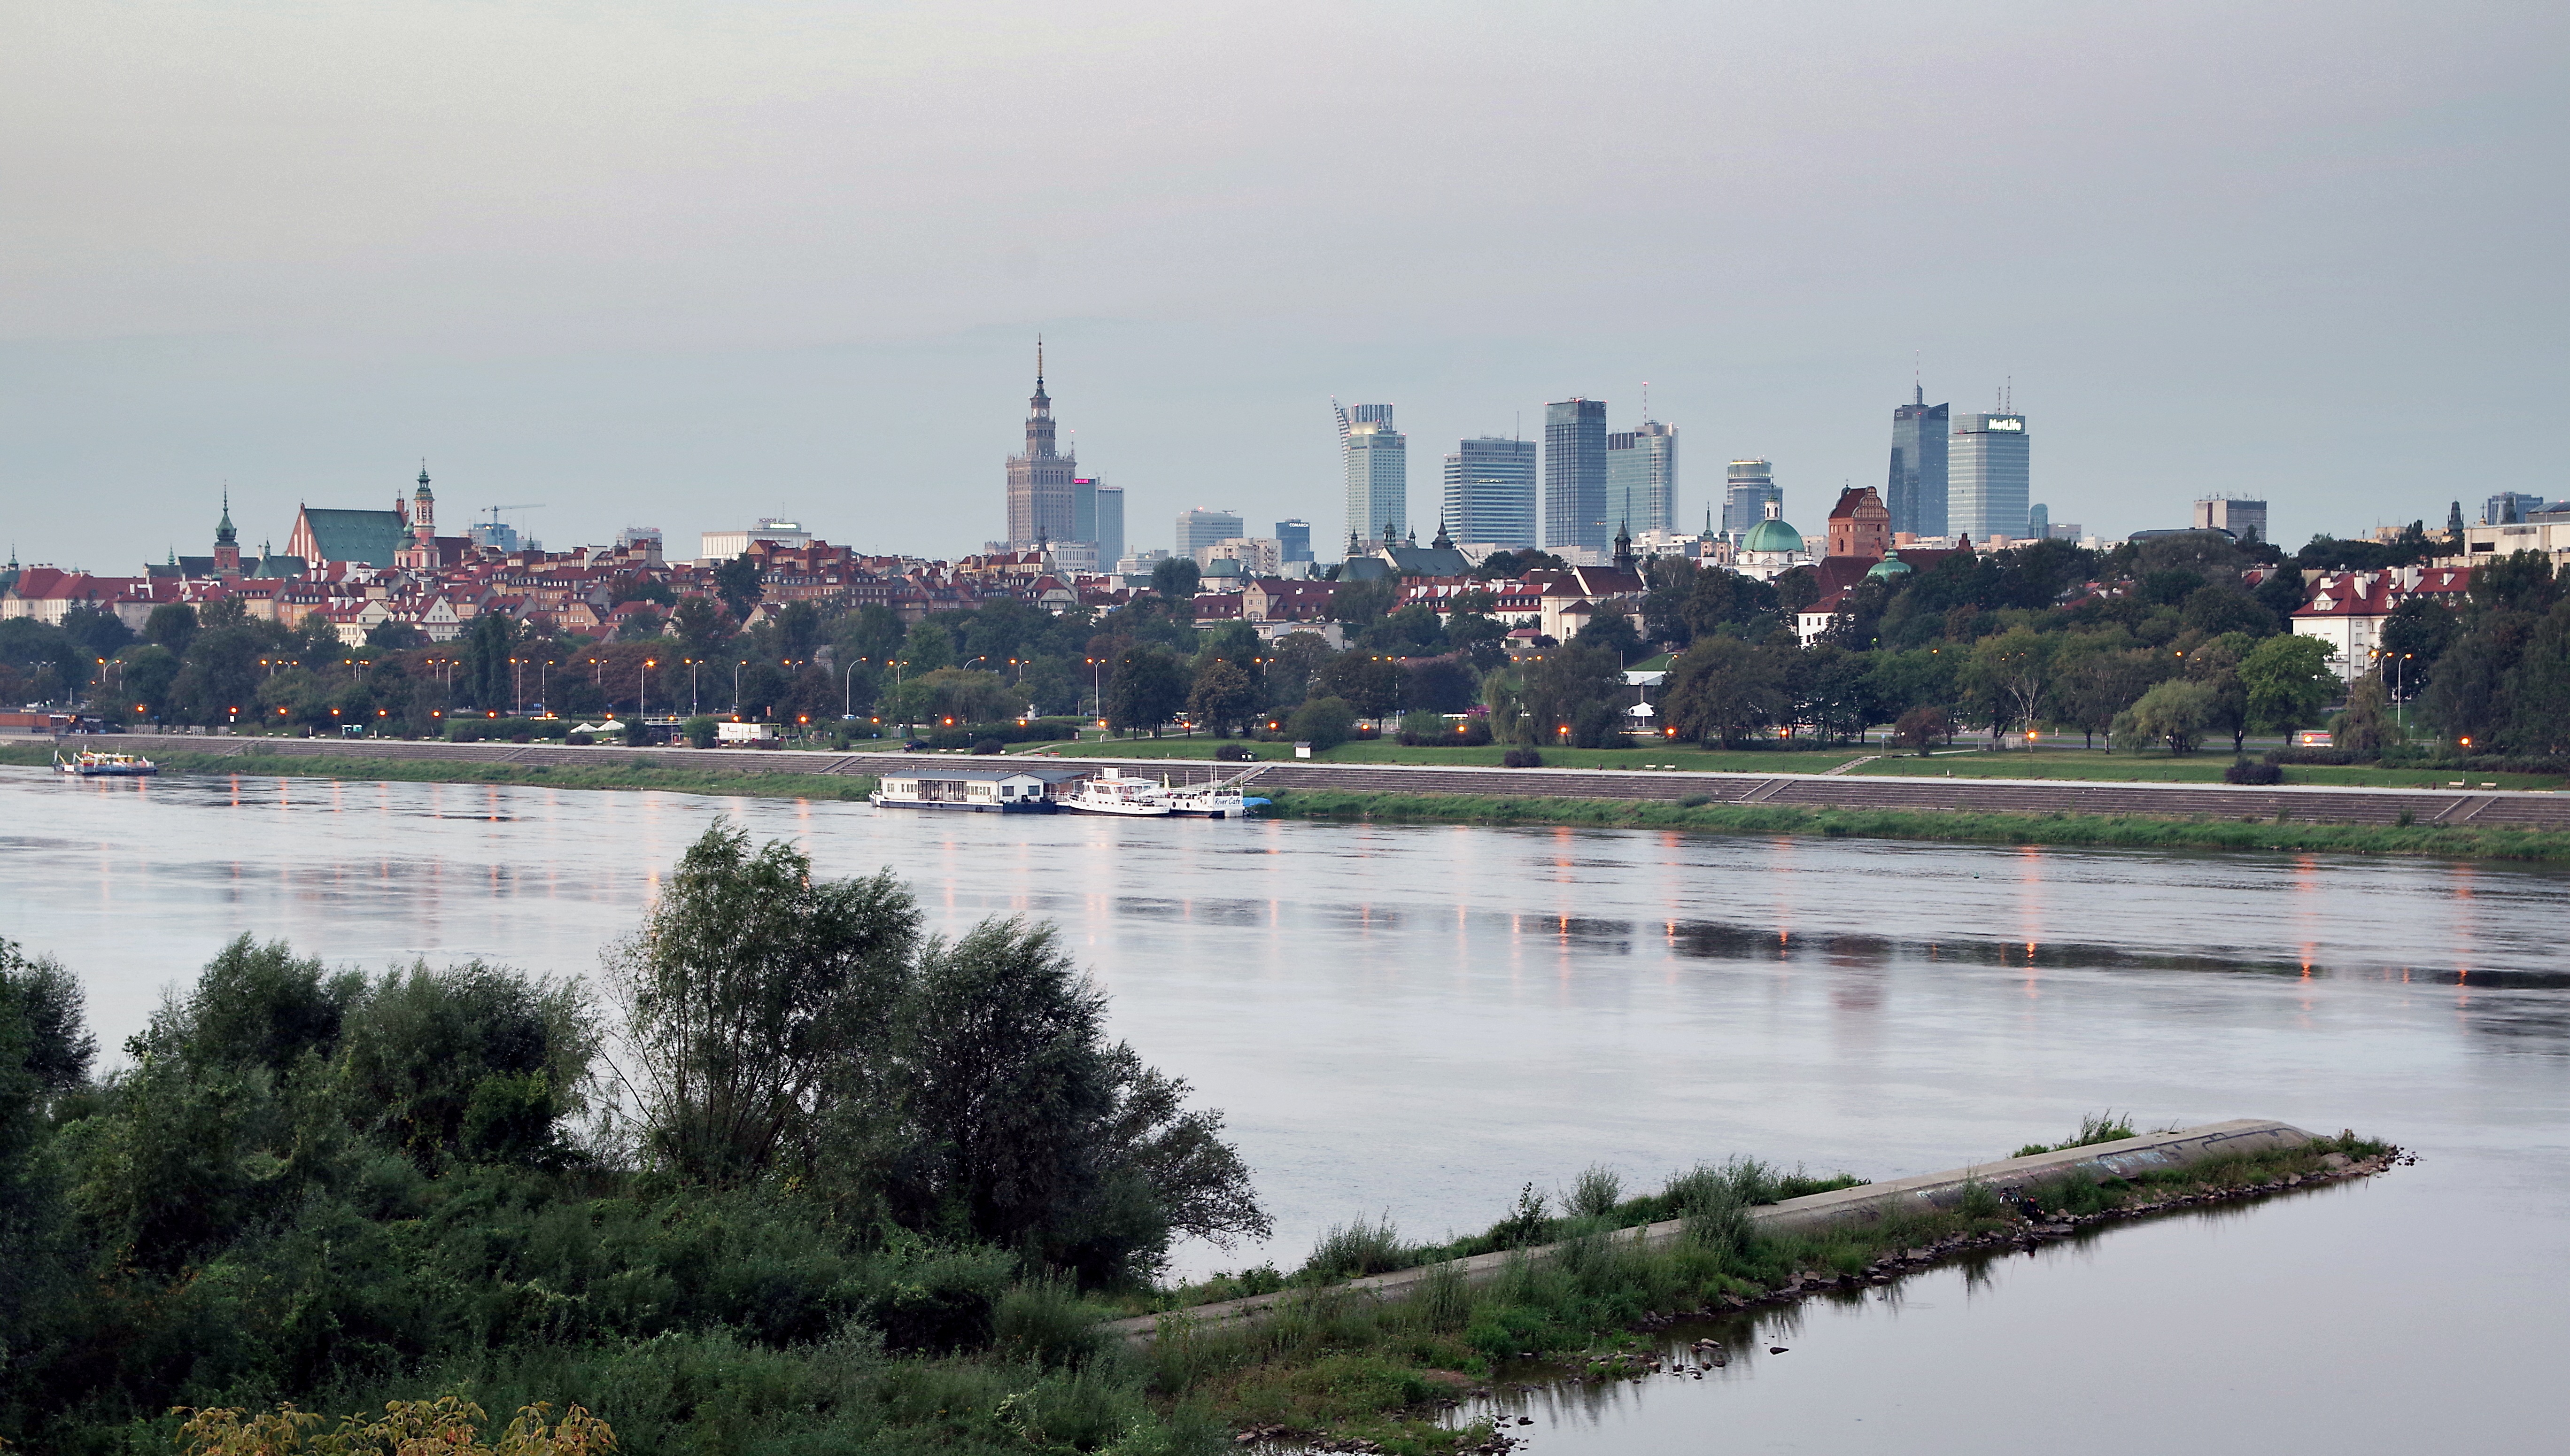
[[213, 488, 242, 578]]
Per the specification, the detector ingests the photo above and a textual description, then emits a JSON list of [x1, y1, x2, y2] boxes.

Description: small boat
[[1058, 768, 1173, 817], [1154, 784, 1269, 819], [54, 748, 157, 778]]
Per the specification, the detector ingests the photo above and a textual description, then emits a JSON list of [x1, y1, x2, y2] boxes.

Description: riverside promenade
[[62, 732, 2570, 831]]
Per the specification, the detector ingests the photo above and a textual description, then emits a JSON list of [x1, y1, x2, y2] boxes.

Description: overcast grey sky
[[3, 0, 2562, 568]]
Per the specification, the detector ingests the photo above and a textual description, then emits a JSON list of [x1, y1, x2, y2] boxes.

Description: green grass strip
[[1258, 787, 2570, 862], [0, 743, 877, 803]]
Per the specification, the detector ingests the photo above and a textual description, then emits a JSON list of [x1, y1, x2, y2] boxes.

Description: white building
[[698, 519, 810, 565]]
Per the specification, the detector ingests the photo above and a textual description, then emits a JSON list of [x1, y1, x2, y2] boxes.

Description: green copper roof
[[1742, 517, 1803, 553], [1865, 552, 1914, 579], [299, 508, 406, 566]]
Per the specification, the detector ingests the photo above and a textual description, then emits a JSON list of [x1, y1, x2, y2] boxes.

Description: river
[[3, 766, 2563, 1452]]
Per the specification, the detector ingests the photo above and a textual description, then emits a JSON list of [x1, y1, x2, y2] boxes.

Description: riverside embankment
[[30, 733, 2570, 859]]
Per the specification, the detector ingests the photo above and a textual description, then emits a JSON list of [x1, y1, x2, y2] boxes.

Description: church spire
[[1031, 335, 1049, 410]]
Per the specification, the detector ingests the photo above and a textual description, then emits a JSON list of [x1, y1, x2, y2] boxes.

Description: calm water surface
[[3, 766, 2564, 1453]]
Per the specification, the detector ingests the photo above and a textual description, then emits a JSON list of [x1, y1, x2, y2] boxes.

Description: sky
[[2, 0, 2563, 569]]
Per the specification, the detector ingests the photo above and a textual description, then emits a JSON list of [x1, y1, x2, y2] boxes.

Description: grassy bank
[[1036, 738, 1870, 773], [1134, 1130, 2394, 1453], [1260, 786, 2570, 861], [0, 742, 879, 802], [1853, 745, 2569, 791]]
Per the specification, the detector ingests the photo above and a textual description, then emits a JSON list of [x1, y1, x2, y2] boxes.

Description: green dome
[[1742, 517, 1804, 553], [1865, 552, 1913, 580]]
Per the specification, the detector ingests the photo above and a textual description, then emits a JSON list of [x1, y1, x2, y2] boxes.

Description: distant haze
[[3, 1, 2562, 565]]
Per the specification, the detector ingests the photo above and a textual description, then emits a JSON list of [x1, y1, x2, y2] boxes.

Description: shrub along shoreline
[[1258, 787, 2570, 862], [14, 741, 2569, 860]]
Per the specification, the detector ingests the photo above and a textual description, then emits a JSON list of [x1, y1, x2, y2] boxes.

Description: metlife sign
[[1985, 417, 2025, 431]]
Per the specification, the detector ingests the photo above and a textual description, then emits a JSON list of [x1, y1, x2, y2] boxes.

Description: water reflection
[[5, 767, 2565, 1452]]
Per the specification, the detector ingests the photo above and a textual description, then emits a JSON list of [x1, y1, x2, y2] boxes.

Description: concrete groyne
[[1104, 1118, 2314, 1345]]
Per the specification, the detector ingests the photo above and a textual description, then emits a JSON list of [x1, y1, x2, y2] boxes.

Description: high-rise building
[[1543, 398, 1609, 552], [1888, 387, 1950, 539], [1441, 436, 1539, 550], [2027, 503, 2051, 542], [2191, 497, 2266, 543], [1605, 418, 1678, 536], [1176, 508, 1245, 557], [1342, 410, 1407, 550], [1091, 483, 1124, 569], [2483, 491, 2546, 527], [1721, 460, 1781, 536], [1005, 341, 1077, 547], [1276, 519, 1314, 563], [1950, 410, 2029, 542]]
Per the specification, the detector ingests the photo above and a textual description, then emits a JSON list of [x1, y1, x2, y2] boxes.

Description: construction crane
[[476, 504, 547, 551]]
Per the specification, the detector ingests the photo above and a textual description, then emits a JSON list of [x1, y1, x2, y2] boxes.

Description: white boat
[[1058, 768, 1174, 817], [1153, 784, 1268, 819]]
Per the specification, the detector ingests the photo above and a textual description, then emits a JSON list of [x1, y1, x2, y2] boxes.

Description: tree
[[1285, 695, 1356, 750], [1963, 627, 2057, 739], [2503, 600, 2570, 755], [143, 602, 200, 654], [2331, 670, 2394, 757], [837, 602, 906, 666], [712, 553, 766, 622], [673, 595, 735, 658], [1402, 655, 1479, 713], [1150, 556, 1202, 601], [1185, 658, 1257, 736], [1328, 578, 1398, 627], [366, 619, 427, 650], [340, 960, 596, 1168], [1893, 704, 1952, 753], [2115, 678, 2216, 753], [1313, 652, 1405, 719], [904, 620, 958, 673], [916, 667, 1014, 727], [1105, 643, 1190, 734], [1573, 603, 1645, 664], [615, 609, 666, 642], [2240, 633, 2338, 734], [1664, 635, 1788, 748], [606, 823, 917, 1184], [1521, 641, 1628, 747]]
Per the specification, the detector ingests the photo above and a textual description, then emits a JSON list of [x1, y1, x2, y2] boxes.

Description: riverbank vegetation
[[1259, 787, 2570, 861], [0, 742, 880, 802]]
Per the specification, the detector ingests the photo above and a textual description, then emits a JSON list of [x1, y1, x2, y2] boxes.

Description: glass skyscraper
[[1887, 387, 1949, 539], [1543, 398, 1609, 552], [1605, 419, 1678, 535], [1091, 482, 1123, 568], [1721, 459, 1781, 536], [1344, 416, 1407, 549], [1441, 436, 1538, 549], [1276, 519, 1313, 563], [1176, 507, 1245, 557], [1950, 412, 2030, 542]]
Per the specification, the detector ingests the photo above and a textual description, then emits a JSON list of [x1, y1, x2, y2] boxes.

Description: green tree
[[2239, 633, 2338, 734], [1963, 627, 2058, 740], [1285, 695, 1356, 749], [143, 602, 200, 654], [1151, 556, 1202, 601], [712, 552, 766, 622], [1313, 652, 1405, 719], [904, 620, 958, 673], [2115, 678, 2216, 753], [605, 823, 917, 1184], [2503, 601, 2570, 755], [1185, 658, 1257, 736], [1105, 643, 1190, 734], [340, 961, 596, 1168], [1521, 641, 1628, 748], [1665, 635, 1788, 748], [1573, 603, 1645, 664], [2331, 670, 2394, 757], [1327, 578, 1398, 627], [672, 595, 735, 658]]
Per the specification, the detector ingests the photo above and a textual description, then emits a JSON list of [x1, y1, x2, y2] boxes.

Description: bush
[[682, 715, 717, 748], [1395, 710, 1448, 745], [2223, 759, 2284, 784], [446, 717, 570, 743], [1213, 743, 1255, 762], [2266, 746, 2361, 766], [1502, 747, 1544, 768], [920, 718, 1081, 751], [970, 738, 1006, 755], [1286, 696, 1357, 751]]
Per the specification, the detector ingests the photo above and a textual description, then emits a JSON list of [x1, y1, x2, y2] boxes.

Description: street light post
[[639, 658, 655, 720]]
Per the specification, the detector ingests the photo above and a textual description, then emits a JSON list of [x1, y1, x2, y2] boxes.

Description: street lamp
[[639, 658, 656, 720]]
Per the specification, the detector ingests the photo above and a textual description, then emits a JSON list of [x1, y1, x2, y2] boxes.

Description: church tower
[[213, 488, 242, 579], [411, 464, 436, 547]]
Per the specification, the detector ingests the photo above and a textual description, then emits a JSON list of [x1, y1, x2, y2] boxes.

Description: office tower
[[1441, 436, 1539, 550], [2484, 491, 2545, 526], [1176, 508, 1245, 557], [1072, 478, 1097, 545], [2027, 503, 2050, 542], [1605, 418, 1678, 535], [1276, 519, 1314, 563], [1721, 459, 1781, 535], [1950, 409, 2030, 542], [1091, 483, 1124, 569], [2192, 497, 2267, 544], [1887, 386, 1950, 539], [1344, 413, 1407, 548], [1005, 341, 1077, 546], [1543, 398, 1609, 552]]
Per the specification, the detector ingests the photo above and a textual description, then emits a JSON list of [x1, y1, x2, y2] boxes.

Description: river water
[[3, 766, 2564, 1452]]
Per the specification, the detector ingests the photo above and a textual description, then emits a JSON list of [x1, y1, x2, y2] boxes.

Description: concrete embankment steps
[[74, 736, 2570, 829], [1099, 1118, 2316, 1346]]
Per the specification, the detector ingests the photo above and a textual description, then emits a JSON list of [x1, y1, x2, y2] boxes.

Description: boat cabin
[[872, 765, 1091, 813]]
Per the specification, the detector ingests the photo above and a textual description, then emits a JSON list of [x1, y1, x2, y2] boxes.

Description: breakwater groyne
[[1103, 1119, 2322, 1345], [55, 734, 2570, 832]]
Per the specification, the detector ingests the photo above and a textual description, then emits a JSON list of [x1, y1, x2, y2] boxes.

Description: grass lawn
[[1019, 737, 1871, 774], [1850, 746, 2568, 791]]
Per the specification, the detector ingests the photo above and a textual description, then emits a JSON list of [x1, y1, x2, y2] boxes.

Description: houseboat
[[54, 749, 158, 777], [868, 765, 1086, 812]]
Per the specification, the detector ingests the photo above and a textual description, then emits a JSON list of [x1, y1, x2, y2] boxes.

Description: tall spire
[[216, 485, 237, 545], [1032, 335, 1048, 409]]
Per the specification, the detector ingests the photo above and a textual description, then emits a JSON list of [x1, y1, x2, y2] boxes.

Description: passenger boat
[[1057, 768, 1173, 817], [54, 749, 158, 777], [1153, 784, 1269, 819]]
